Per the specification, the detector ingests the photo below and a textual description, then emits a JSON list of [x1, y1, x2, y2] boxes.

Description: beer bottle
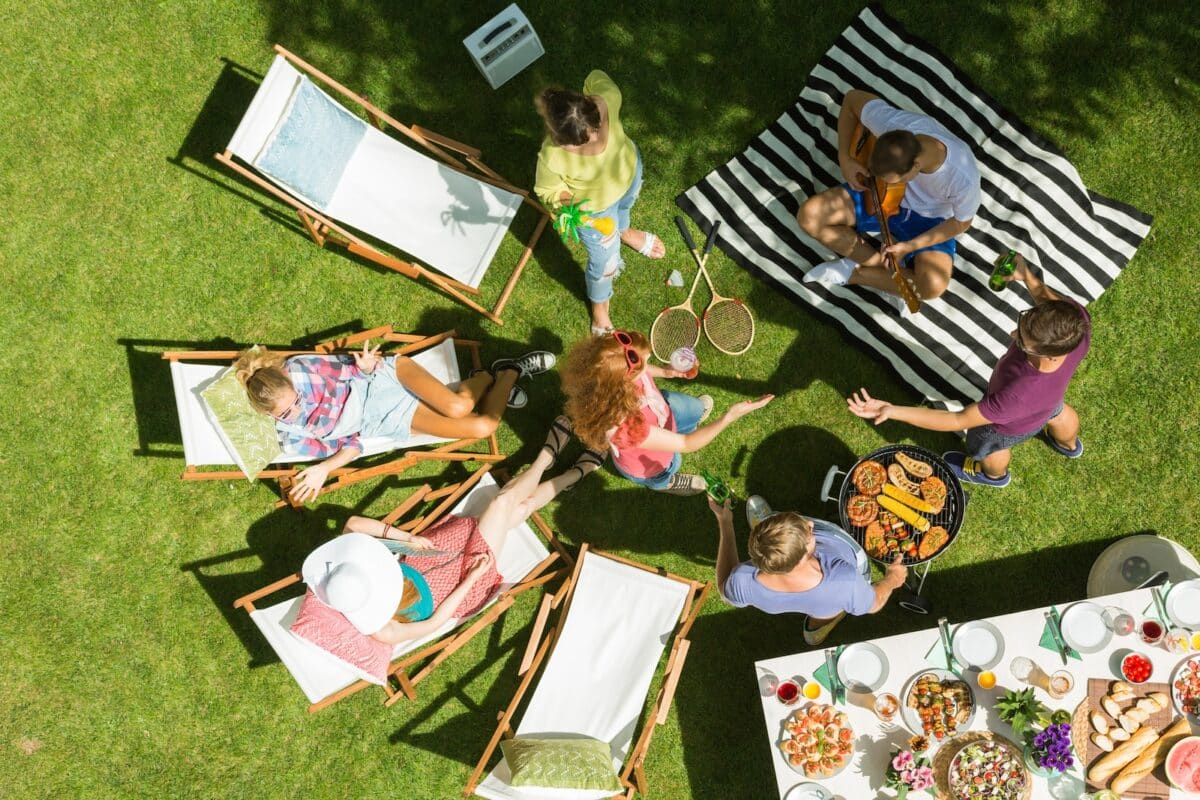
[[989, 250, 1018, 291]]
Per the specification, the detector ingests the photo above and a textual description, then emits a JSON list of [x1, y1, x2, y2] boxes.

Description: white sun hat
[[301, 532, 404, 635]]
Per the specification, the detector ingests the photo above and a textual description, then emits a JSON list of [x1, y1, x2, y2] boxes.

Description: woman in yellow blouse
[[535, 70, 664, 335]]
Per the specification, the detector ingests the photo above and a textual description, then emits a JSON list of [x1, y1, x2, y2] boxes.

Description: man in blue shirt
[[709, 496, 907, 645]]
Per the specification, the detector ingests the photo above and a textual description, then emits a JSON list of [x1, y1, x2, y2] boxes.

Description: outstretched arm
[[1008, 253, 1062, 304], [342, 516, 436, 551], [709, 498, 740, 597], [846, 388, 991, 433], [639, 394, 775, 454]]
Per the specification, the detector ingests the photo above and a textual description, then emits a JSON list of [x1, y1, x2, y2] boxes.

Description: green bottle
[[699, 469, 733, 504], [989, 250, 1018, 291]]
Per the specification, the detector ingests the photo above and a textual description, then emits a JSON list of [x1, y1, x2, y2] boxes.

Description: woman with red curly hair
[[561, 330, 773, 495]]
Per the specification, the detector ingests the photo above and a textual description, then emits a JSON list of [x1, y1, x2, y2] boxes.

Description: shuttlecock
[[666, 269, 684, 287]]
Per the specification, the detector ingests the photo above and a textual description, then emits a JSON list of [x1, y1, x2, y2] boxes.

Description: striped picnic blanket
[[676, 4, 1151, 409]]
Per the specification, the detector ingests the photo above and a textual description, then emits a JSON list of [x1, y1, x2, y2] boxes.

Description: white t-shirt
[[860, 99, 981, 222]]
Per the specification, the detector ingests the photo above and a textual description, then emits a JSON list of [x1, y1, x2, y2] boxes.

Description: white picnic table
[[755, 587, 1198, 799]]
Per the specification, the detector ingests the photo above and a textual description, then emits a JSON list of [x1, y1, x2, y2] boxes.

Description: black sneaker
[[507, 385, 528, 409], [492, 351, 556, 379]]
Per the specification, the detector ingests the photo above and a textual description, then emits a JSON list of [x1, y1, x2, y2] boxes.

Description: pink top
[[609, 372, 676, 478]]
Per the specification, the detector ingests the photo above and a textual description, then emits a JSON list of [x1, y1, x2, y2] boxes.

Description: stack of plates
[[1059, 601, 1111, 653], [951, 621, 1004, 670], [1167, 579, 1200, 628], [836, 642, 889, 691]]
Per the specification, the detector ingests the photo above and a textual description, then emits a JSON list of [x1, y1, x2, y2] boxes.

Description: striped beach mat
[[676, 4, 1151, 410]]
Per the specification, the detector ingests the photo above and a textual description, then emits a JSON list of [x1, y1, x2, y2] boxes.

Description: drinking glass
[[802, 681, 822, 701], [1140, 618, 1164, 646], [1102, 606, 1135, 636], [1010, 656, 1050, 690], [758, 670, 780, 697], [775, 679, 801, 705], [1166, 627, 1190, 654], [873, 692, 899, 722], [976, 670, 997, 690], [1048, 669, 1074, 699]]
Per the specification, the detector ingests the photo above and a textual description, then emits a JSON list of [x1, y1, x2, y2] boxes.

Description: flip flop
[[1041, 427, 1084, 458], [635, 231, 664, 258]]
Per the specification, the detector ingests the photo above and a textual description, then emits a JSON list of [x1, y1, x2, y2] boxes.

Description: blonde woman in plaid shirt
[[234, 342, 555, 503]]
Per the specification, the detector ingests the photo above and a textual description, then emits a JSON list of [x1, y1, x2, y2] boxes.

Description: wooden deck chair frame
[[465, 544, 711, 799], [216, 45, 551, 325], [163, 325, 504, 508], [232, 465, 574, 713]]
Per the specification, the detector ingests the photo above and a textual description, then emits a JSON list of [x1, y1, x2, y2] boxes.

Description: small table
[[755, 588, 1195, 799]]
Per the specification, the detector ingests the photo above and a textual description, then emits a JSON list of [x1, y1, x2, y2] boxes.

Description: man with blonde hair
[[709, 495, 907, 645]]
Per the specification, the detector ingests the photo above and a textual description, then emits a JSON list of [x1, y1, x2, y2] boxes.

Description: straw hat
[[302, 533, 404, 635]]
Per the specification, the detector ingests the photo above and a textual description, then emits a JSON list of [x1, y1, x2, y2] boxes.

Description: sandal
[[542, 415, 574, 461], [634, 230, 664, 258], [560, 448, 606, 492], [590, 324, 615, 337]]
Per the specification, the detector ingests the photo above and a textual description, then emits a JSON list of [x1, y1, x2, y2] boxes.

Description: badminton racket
[[675, 217, 756, 355], [650, 249, 704, 362]]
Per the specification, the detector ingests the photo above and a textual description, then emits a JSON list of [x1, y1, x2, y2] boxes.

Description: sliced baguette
[[1110, 718, 1191, 793]]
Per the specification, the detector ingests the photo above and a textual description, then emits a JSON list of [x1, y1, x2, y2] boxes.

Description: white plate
[[1059, 601, 1111, 654], [784, 783, 833, 800], [952, 620, 1005, 669], [1167, 579, 1200, 627], [899, 668, 976, 745], [837, 642, 889, 691]]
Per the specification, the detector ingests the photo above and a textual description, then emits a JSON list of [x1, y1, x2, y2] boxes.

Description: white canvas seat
[[235, 471, 565, 712], [469, 547, 710, 800], [216, 46, 551, 324]]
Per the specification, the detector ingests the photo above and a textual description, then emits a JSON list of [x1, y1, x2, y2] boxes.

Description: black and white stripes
[[677, 4, 1150, 410]]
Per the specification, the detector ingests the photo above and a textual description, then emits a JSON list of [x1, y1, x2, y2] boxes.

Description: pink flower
[[892, 750, 915, 771], [911, 766, 934, 791], [900, 769, 915, 784]]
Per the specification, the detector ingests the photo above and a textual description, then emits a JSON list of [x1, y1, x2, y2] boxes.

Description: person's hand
[[353, 340, 383, 374], [880, 240, 914, 265], [406, 535, 436, 551], [465, 552, 494, 582], [884, 553, 908, 588], [846, 388, 894, 425], [708, 496, 734, 525], [289, 464, 330, 503], [839, 152, 869, 192], [727, 394, 775, 421], [1006, 252, 1035, 284]]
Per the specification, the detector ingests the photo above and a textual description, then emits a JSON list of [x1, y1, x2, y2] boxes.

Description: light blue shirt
[[722, 519, 875, 617]]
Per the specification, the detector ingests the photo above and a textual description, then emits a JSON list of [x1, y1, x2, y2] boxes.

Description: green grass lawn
[[3, 1, 1198, 798]]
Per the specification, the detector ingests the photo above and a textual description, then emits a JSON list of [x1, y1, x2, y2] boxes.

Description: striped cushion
[[677, 5, 1150, 410]]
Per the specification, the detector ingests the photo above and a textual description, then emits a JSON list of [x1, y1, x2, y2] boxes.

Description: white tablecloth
[[755, 588, 1198, 799]]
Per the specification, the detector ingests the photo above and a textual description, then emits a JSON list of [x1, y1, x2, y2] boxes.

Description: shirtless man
[[798, 90, 981, 309]]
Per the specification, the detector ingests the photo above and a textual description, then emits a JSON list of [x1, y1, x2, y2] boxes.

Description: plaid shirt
[[279, 355, 366, 459]]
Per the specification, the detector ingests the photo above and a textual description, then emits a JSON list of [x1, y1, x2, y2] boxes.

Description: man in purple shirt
[[846, 254, 1090, 487], [710, 497, 907, 645]]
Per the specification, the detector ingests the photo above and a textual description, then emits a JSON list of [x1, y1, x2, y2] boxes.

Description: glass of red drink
[[775, 679, 801, 705], [1141, 619, 1164, 645]]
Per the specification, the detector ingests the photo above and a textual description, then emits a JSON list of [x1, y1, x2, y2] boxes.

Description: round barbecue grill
[[820, 444, 968, 614]]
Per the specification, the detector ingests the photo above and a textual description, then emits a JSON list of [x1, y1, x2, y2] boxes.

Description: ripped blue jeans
[[577, 149, 644, 303]]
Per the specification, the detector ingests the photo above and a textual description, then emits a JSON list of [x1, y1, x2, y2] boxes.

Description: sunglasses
[[271, 393, 302, 422], [612, 330, 642, 376]]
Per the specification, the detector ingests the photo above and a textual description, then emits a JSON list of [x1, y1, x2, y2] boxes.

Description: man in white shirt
[[798, 90, 982, 307]]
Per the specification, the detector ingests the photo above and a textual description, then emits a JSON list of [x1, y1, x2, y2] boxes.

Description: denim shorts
[[577, 149, 645, 303], [613, 390, 705, 490], [841, 183, 956, 264], [966, 402, 1063, 459]]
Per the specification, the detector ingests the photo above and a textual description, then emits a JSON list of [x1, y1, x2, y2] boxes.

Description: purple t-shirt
[[978, 299, 1091, 435], [722, 520, 875, 618]]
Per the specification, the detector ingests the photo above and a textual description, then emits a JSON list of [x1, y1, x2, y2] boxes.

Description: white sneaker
[[866, 286, 914, 318], [803, 257, 857, 287], [745, 495, 775, 528]]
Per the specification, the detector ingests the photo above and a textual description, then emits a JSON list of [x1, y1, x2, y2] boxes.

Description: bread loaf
[[1087, 725, 1159, 784], [1110, 717, 1191, 793]]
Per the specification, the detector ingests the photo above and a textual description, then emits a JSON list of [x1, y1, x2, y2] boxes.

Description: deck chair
[[467, 545, 710, 800], [164, 325, 503, 508], [232, 467, 571, 712], [217, 46, 550, 324]]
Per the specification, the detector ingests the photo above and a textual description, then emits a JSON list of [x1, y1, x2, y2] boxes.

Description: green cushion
[[501, 736, 621, 792], [199, 362, 281, 481]]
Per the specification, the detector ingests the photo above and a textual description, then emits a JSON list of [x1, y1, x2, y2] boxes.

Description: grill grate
[[837, 444, 966, 566]]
